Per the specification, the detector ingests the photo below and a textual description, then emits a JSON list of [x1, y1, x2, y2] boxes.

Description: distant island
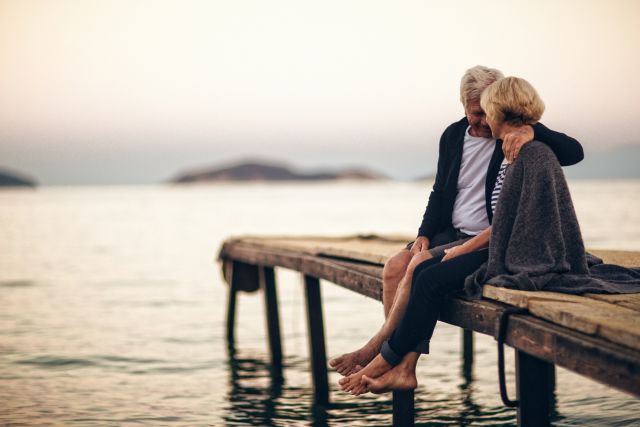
[[0, 168, 37, 187], [170, 160, 388, 183]]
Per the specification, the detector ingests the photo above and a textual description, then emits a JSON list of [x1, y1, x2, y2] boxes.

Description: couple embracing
[[330, 66, 640, 396]]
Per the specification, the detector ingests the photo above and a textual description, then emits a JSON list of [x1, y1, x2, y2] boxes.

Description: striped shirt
[[491, 159, 509, 215]]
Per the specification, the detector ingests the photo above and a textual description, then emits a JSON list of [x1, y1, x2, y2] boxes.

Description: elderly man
[[330, 65, 583, 377]]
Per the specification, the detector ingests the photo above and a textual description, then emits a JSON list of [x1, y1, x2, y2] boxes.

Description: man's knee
[[383, 250, 412, 284]]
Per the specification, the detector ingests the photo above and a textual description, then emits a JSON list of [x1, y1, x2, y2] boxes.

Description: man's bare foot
[[329, 346, 377, 376], [361, 363, 418, 394], [339, 354, 392, 396]]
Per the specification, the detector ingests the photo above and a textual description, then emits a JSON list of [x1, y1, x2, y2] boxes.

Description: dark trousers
[[382, 248, 489, 365]]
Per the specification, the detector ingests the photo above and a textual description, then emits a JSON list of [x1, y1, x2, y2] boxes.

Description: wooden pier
[[218, 235, 640, 426]]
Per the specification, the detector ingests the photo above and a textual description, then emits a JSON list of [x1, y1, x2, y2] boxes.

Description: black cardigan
[[417, 117, 584, 239]]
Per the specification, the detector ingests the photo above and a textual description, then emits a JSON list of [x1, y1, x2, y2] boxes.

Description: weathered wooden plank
[[530, 300, 640, 350], [482, 286, 585, 308], [589, 249, 640, 268], [222, 235, 410, 265], [221, 242, 383, 300], [483, 286, 640, 350], [328, 259, 384, 277], [585, 293, 640, 311], [223, 236, 640, 268]]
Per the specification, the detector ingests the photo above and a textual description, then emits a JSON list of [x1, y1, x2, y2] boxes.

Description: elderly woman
[[340, 77, 549, 395]]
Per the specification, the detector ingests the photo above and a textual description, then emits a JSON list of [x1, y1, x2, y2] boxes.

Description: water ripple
[[15, 356, 98, 369]]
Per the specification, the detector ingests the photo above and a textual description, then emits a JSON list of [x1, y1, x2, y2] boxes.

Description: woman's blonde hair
[[460, 65, 504, 107], [480, 77, 545, 126]]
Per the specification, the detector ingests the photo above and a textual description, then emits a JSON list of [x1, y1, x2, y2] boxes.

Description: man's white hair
[[460, 65, 504, 107]]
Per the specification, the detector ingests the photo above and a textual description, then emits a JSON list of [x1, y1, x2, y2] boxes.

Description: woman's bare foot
[[361, 365, 417, 394], [329, 345, 377, 376], [338, 354, 392, 396]]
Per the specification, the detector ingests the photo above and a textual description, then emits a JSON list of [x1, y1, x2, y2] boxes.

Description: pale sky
[[1, 0, 639, 184]]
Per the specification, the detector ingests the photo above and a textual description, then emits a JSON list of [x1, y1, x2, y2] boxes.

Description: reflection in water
[[225, 336, 518, 426], [457, 350, 484, 426], [224, 347, 397, 426], [225, 350, 288, 426]]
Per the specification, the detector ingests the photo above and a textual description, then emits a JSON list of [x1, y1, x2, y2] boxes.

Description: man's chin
[[470, 126, 493, 138]]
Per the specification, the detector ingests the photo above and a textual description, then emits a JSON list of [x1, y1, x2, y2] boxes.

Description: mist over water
[[1, 181, 639, 425]]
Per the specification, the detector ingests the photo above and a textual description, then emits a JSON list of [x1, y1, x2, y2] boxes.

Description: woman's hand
[[442, 244, 471, 262]]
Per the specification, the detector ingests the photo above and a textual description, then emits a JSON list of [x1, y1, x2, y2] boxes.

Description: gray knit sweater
[[465, 141, 640, 297]]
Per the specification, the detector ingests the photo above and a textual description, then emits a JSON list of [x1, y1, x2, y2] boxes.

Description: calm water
[[1, 181, 639, 426]]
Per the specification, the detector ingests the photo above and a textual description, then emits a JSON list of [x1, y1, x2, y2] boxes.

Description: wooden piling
[[303, 275, 329, 405], [392, 390, 415, 426], [516, 350, 554, 427], [462, 329, 474, 377], [260, 266, 283, 370], [225, 261, 238, 346]]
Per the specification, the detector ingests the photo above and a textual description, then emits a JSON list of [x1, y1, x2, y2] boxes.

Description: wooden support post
[[303, 275, 329, 405], [225, 261, 238, 347], [392, 390, 415, 427], [462, 329, 474, 379], [225, 261, 260, 348], [516, 350, 554, 427], [260, 266, 283, 370]]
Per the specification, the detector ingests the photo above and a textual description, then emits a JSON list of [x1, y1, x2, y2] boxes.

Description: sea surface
[[1, 181, 639, 426]]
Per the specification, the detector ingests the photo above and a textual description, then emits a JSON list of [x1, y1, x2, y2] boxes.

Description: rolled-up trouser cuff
[[414, 340, 430, 354], [381, 340, 404, 367]]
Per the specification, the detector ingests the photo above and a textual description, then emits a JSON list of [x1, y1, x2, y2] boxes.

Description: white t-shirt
[[451, 127, 496, 235]]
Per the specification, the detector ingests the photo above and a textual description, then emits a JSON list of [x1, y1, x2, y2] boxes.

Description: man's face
[[464, 100, 492, 138]]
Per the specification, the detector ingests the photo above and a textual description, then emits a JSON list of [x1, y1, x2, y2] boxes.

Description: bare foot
[[361, 364, 417, 394], [329, 346, 377, 376], [339, 354, 392, 396]]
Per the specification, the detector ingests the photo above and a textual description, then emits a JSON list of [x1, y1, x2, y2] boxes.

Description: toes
[[329, 356, 343, 368], [340, 376, 355, 392], [352, 384, 368, 396]]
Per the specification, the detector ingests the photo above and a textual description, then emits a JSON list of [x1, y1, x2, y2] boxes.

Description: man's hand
[[442, 244, 471, 262], [502, 125, 534, 163], [411, 236, 430, 255]]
